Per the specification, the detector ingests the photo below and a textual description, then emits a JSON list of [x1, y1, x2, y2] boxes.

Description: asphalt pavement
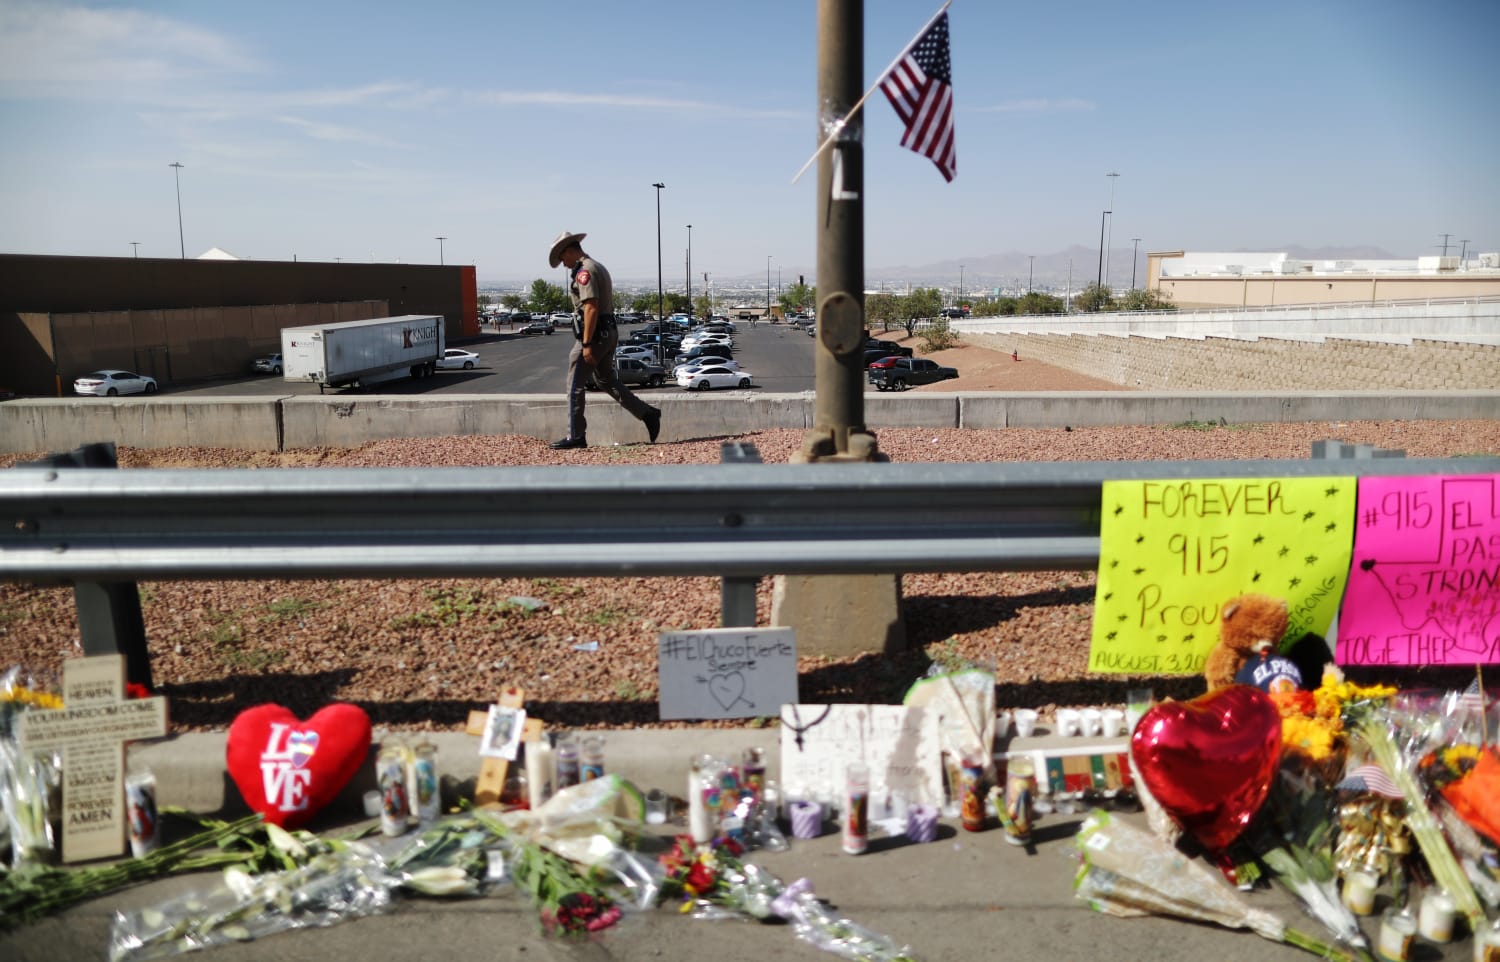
[[3, 724, 1476, 962], [168, 320, 820, 398]]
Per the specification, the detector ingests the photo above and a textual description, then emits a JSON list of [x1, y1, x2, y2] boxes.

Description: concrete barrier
[[0, 397, 283, 454], [3, 391, 1496, 455]]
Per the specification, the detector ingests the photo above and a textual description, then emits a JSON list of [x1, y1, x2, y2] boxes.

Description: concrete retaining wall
[[0, 398, 283, 454], [3, 392, 1495, 455], [966, 332, 1500, 391]]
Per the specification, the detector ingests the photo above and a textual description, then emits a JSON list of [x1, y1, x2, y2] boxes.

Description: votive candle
[[1341, 869, 1378, 916], [790, 800, 823, 839], [1379, 906, 1417, 961], [1418, 888, 1455, 943], [906, 805, 939, 843]]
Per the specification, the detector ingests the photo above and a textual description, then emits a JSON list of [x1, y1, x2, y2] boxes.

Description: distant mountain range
[[482, 244, 1399, 293]]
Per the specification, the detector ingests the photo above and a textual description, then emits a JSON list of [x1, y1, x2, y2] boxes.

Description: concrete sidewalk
[[0, 727, 1476, 961]]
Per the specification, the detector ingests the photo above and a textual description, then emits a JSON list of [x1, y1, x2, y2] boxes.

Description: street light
[[686, 224, 692, 317], [1104, 171, 1120, 288], [1130, 238, 1142, 290], [766, 255, 772, 318], [1097, 210, 1110, 289], [131, 242, 139, 259], [1027, 256, 1033, 294], [435, 236, 446, 265], [652, 183, 665, 324], [169, 162, 185, 259], [959, 264, 964, 305]]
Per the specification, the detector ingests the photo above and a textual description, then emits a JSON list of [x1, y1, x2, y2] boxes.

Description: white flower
[[265, 823, 308, 861], [403, 866, 477, 897]]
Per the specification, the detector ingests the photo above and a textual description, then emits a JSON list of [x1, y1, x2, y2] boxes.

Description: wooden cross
[[464, 685, 543, 808], [18, 654, 168, 862]]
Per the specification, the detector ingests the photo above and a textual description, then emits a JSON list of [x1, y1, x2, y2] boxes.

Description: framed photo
[[479, 704, 526, 760]]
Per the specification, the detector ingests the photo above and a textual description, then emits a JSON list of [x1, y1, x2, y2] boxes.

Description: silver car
[[73, 369, 158, 396]]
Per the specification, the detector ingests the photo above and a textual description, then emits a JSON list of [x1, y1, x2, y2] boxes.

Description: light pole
[[1104, 171, 1119, 288], [652, 183, 665, 323], [766, 255, 772, 318], [169, 162, 185, 259], [958, 264, 964, 306], [1130, 238, 1141, 289], [1027, 256, 1034, 294], [131, 242, 140, 259], [1097, 210, 1110, 289], [435, 236, 446, 265], [686, 224, 692, 316]]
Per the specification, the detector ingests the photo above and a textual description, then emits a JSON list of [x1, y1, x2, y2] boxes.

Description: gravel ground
[[3, 348, 1496, 734]]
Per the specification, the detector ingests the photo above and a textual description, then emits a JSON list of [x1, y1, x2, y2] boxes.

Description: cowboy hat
[[548, 230, 587, 269]]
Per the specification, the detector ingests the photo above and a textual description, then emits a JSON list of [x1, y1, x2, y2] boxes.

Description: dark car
[[518, 318, 553, 335], [863, 339, 914, 367], [868, 356, 958, 391]]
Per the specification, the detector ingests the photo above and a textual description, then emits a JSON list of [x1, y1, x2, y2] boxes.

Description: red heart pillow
[[1129, 685, 1282, 853], [227, 703, 372, 828]]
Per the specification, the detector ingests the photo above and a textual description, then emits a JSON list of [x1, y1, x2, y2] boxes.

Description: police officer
[[547, 230, 662, 450]]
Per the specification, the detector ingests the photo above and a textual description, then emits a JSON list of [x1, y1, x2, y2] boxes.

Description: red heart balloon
[[226, 703, 372, 828], [1129, 685, 1282, 853]]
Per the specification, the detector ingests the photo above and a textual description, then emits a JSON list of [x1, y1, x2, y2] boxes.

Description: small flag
[[880, 11, 956, 182], [1338, 764, 1403, 799], [1458, 677, 1488, 714]]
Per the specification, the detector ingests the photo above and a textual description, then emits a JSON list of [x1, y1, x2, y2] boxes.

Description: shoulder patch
[[576, 269, 591, 286]]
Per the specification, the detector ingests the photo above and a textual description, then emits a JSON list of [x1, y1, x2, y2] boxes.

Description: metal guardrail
[[6, 454, 1498, 687]]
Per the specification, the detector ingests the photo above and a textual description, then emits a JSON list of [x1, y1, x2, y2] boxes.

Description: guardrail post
[[19, 442, 154, 691], [720, 442, 761, 626]]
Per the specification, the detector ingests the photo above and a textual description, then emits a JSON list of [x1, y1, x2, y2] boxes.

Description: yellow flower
[[1, 687, 63, 710]]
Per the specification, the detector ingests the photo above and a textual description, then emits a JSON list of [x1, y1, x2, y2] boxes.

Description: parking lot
[[168, 321, 819, 397]]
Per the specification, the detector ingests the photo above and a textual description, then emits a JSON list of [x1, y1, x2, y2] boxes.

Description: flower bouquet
[[659, 835, 921, 962], [1074, 809, 1366, 961]]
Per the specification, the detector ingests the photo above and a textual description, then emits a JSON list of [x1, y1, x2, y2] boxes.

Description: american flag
[[1338, 763, 1404, 799], [1458, 677, 1488, 715], [880, 11, 956, 182]]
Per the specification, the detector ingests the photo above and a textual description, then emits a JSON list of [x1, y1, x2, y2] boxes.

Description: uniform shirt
[[1233, 653, 1305, 694], [568, 255, 613, 318]]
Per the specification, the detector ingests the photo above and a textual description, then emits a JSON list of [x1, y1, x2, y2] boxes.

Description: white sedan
[[73, 369, 158, 396], [436, 348, 479, 370], [673, 355, 736, 375], [676, 365, 752, 391], [615, 345, 655, 360], [681, 334, 733, 352]]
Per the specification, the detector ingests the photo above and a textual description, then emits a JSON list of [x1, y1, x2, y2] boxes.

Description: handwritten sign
[[658, 627, 797, 720], [17, 655, 167, 862], [779, 704, 944, 810], [1337, 474, 1500, 666], [1089, 477, 1356, 675]]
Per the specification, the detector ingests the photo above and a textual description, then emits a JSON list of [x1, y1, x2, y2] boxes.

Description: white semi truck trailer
[[281, 315, 445, 391]]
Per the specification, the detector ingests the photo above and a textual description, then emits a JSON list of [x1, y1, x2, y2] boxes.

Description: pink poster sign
[[1337, 475, 1500, 666]]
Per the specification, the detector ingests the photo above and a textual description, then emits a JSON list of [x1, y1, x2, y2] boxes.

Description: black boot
[[550, 436, 586, 450]]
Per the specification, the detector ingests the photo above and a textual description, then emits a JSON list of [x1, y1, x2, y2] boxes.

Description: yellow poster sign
[[1088, 477, 1356, 675]]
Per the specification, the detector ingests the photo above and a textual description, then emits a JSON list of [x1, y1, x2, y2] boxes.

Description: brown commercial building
[[0, 253, 477, 397]]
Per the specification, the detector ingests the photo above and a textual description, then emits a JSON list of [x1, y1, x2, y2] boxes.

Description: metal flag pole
[[790, 0, 952, 185]]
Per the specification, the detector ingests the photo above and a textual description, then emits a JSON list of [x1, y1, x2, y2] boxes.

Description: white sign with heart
[[657, 627, 798, 721]]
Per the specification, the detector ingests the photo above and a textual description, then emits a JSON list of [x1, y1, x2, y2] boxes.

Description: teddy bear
[[1203, 593, 1290, 692]]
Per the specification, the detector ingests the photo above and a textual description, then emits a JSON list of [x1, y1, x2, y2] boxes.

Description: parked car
[[867, 356, 958, 391], [615, 345, 655, 360], [675, 345, 733, 364], [940, 307, 969, 319], [73, 369, 158, 396], [676, 365, 752, 391], [518, 319, 553, 335], [863, 339, 914, 367], [436, 348, 479, 370], [614, 357, 667, 387], [673, 356, 737, 376], [252, 353, 283, 375], [549, 312, 576, 330], [681, 333, 733, 353]]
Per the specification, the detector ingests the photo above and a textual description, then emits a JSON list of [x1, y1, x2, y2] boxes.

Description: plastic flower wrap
[[659, 835, 920, 962], [1073, 810, 1364, 961], [0, 665, 65, 868], [1347, 686, 1487, 933]]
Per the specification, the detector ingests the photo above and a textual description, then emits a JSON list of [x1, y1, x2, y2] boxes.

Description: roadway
[[170, 321, 819, 398]]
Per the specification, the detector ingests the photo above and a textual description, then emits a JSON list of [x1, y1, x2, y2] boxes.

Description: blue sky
[[1, 0, 1495, 285]]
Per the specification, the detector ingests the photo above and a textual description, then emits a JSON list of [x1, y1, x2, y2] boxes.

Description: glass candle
[[1475, 917, 1500, 962], [1341, 869, 1378, 916], [842, 762, 870, 854], [524, 739, 554, 810], [1418, 888, 1455, 943], [688, 754, 719, 844], [413, 742, 440, 823], [742, 746, 766, 809], [555, 738, 581, 790], [580, 735, 605, 782], [1378, 906, 1417, 961]]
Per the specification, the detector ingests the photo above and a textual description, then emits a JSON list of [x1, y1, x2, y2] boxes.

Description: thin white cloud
[[275, 115, 411, 149], [970, 97, 1096, 114], [474, 88, 797, 119], [0, 1, 262, 96]]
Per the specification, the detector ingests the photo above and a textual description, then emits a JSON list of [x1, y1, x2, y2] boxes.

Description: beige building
[[1147, 250, 1500, 308]]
